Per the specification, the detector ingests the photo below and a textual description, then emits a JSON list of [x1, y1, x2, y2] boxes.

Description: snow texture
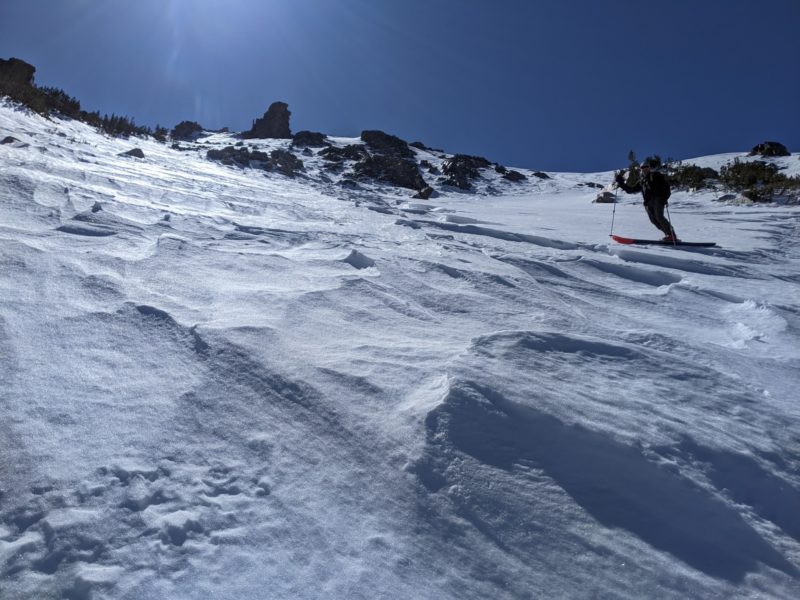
[[1, 101, 799, 599]]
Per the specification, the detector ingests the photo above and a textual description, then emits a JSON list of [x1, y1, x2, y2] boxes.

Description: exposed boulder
[[441, 154, 492, 190], [343, 249, 376, 270], [503, 170, 527, 182], [352, 154, 426, 190], [206, 145, 304, 176], [356, 131, 426, 190], [250, 149, 273, 168], [0, 58, 45, 114], [292, 130, 328, 147], [243, 101, 292, 139], [207, 146, 253, 167], [360, 130, 414, 159], [413, 186, 435, 200], [594, 191, 617, 203], [749, 141, 790, 157], [420, 159, 441, 175], [0, 57, 36, 87], [119, 148, 145, 159], [533, 171, 551, 179], [318, 132, 428, 190], [419, 159, 441, 175], [319, 134, 427, 190], [320, 144, 369, 162], [338, 179, 361, 189], [1, 135, 20, 144], [171, 121, 203, 141], [270, 148, 304, 177]]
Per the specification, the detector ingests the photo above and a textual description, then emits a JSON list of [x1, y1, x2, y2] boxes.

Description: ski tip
[[610, 235, 635, 244]]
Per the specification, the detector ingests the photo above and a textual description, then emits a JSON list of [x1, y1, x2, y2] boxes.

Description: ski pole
[[609, 176, 618, 236]]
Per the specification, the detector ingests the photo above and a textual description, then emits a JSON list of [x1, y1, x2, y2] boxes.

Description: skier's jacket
[[618, 171, 671, 204]]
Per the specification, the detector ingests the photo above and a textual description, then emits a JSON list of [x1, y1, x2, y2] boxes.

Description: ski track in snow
[[1, 103, 800, 599]]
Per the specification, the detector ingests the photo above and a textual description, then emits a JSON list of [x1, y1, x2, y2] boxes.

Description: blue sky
[[1, 0, 798, 172]]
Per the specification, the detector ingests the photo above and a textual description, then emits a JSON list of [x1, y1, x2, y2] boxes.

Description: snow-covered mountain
[[1, 100, 799, 600]]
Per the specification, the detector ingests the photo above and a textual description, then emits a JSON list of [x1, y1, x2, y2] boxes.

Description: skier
[[615, 158, 676, 241]]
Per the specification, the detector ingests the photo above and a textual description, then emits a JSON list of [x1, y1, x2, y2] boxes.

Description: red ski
[[611, 235, 716, 247]]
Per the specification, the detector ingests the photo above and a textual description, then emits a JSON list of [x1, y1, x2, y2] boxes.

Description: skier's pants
[[644, 199, 673, 236]]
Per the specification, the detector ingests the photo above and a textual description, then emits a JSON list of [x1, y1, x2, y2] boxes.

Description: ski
[[610, 235, 716, 247]]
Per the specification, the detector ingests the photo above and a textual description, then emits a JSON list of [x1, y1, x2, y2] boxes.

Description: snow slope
[[1, 101, 799, 599]]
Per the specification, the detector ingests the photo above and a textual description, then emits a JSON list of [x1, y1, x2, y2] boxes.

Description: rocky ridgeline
[[0, 57, 545, 197], [3, 58, 797, 202], [198, 101, 536, 197]]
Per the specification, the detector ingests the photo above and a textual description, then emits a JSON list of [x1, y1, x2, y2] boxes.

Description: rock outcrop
[[320, 145, 369, 169], [441, 154, 492, 190], [353, 130, 427, 190], [352, 154, 426, 191], [594, 191, 617, 203], [319, 131, 426, 191], [206, 146, 304, 176], [361, 130, 414, 158], [749, 141, 790, 157], [413, 186, 435, 200], [119, 148, 145, 159], [292, 130, 328, 147], [170, 121, 203, 141], [503, 170, 527, 182], [243, 101, 292, 139], [0, 57, 36, 87], [269, 149, 305, 176]]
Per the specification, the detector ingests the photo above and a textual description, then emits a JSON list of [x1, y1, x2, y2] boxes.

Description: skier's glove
[[614, 172, 625, 186]]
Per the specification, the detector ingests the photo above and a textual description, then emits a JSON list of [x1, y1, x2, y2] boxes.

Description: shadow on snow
[[416, 382, 798, 583]]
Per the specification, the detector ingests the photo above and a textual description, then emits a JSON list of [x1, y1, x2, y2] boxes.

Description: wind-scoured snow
[[1, 101, 799, 599]]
